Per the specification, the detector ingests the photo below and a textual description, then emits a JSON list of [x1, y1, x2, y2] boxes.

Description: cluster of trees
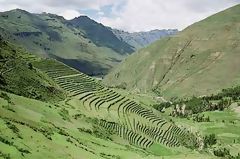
[[205, 86, 240, 101], [153, 85, 240, 117], [170, 96, 231, 117]]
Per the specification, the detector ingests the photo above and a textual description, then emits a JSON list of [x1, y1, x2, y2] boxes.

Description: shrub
[[0, 136, 13, 145], [213, 148, 230, 157], [203, 134, 217, 148], [193, 114, 210, 122], [153, 102, 171, 112], [0, 151, 10, 159], [0, 92, 11, 103], [28, 63, 33, 70], [59, 108, 70, 121]]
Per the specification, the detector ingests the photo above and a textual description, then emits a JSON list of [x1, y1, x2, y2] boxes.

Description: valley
[[1, 3, 240, 159]]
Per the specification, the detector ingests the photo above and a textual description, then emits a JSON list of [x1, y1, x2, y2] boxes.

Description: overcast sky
[[0, 0, 240, 32]]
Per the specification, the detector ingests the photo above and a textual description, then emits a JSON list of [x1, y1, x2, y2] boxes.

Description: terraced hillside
[[34, 59, 201, 151], [1, 38, 237, 159], [103, 4, 240, 99], [0, 36, 65, 101]]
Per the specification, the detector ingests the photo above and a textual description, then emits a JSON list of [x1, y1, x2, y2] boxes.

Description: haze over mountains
[[0, 9, 176, 76], [112, 29, 178, 49], [104, 4, 240, 99]]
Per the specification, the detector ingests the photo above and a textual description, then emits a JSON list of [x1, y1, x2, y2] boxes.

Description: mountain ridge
[[0, 9, 176, 76], [112, 28, 178, 49], [103, 4, 240, 99]]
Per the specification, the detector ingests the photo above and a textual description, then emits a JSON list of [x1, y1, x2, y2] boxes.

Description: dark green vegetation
[[104, 4, 240, 99], [0, 37, 64, 101]]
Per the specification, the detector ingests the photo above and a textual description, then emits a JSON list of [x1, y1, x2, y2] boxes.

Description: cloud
[[99, 0, 240, 32], [59, 10, 82, 20], [0, 0, 240, 31], [0, 0, 119, 19]]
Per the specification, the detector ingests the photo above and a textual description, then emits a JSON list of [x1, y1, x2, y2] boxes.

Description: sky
[[0, 0, 240, 32]]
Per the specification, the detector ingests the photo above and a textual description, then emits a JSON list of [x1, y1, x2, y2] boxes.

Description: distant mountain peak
[[70, 15, 102, 26], [8, 8, 31, 15], [112, 28, 178, 49], [41, 12, 65, 21]]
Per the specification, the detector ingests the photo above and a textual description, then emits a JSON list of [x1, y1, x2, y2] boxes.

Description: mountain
[[103, 4, 240, 99], [112, 29, 178, 49], [0, 9, 176, 76], [0, 9, 131, 76], [1, 38, 240, 159], [67, 16, 135, 54]]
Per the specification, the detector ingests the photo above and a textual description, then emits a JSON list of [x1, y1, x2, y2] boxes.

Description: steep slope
[[0, 9, 127, 76], [112, 29, 178, 50], [103, 4, 240, 99], [1, 38, 238, 159], [0, 36, 65, 101], [0, 40, 207, 159], [67, 16, 135, 54]]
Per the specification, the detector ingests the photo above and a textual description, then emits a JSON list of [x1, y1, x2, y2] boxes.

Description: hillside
[[0, 36, 65, 101], [0, 39, 207, 159], [112, 29, 178, 50], [0, 9, 130, 76], [103, 4, 240, 99], [1, 37, 240, 159], [67, 16, 135, 54]]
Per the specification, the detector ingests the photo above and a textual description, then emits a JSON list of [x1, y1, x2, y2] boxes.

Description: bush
[[0, 74, 6, 86], [0, 136, 13, 146], [193, 114, 210, 122], [28, 63, 33, 70], [0, 92, 11, 103], [213, 148, 230, 157], [59, 108, 70, 121], [0, 151, 10, 159], [203, 134, 217, 148], [153, 102, 171, 112]]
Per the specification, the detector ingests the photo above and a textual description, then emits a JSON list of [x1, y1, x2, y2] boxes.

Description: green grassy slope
[[1, 38, 237, 159], [0, 9, 127, 76], [0, 37, 65, 101], [0, 90, 219, 159], [103, 4, 240, 99]]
